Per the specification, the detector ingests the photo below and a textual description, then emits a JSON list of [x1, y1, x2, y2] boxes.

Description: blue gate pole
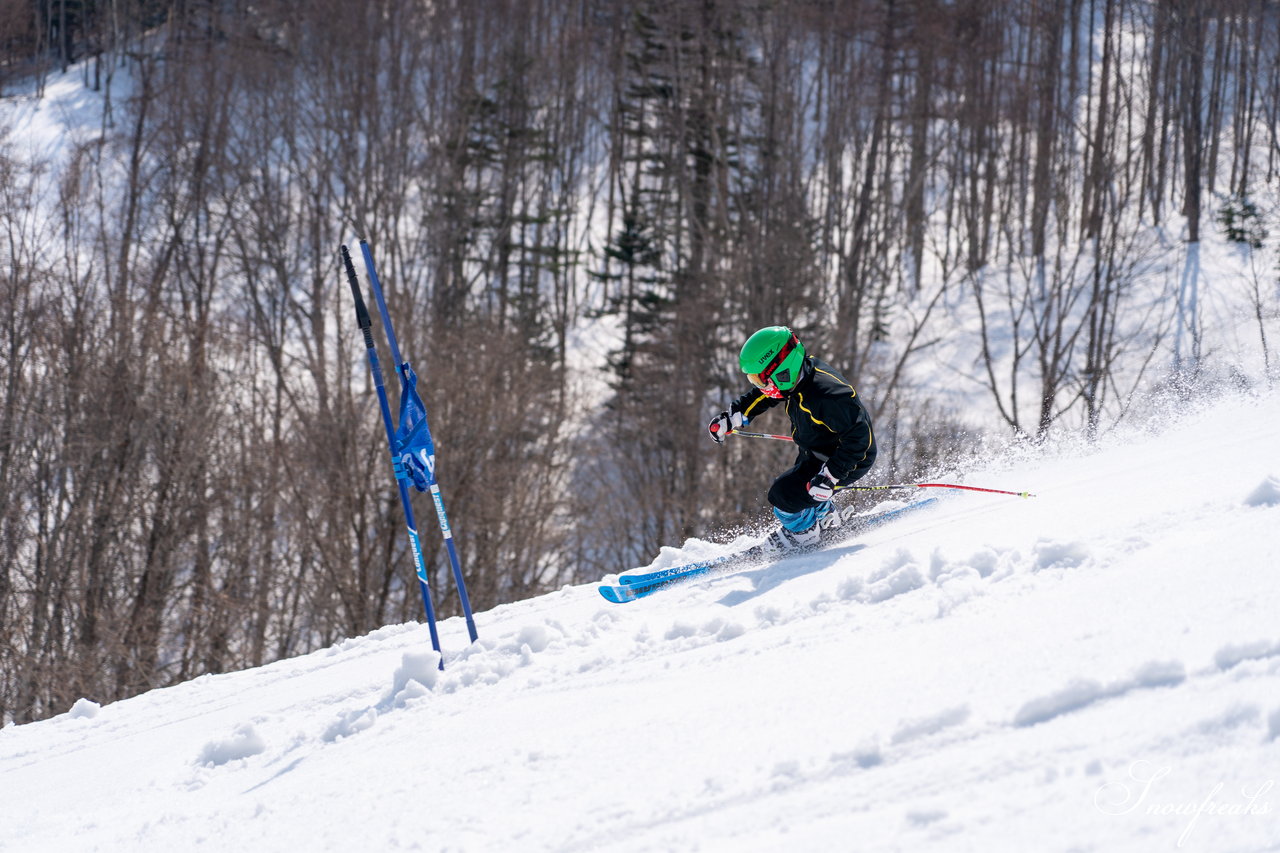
[[358, 240, 479, 644], [341, 245, 443, 664]]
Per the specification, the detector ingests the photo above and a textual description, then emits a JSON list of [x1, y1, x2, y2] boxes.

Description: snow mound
[[860, 549, 927, 603], [391, 649, 441, 697], [66, 698, 100, 720], [196, 723, 266, 766], [1244, 474, 1280, 507], [1213, 639, 1280, 670], [1032, 538, 1091, 570], [890, 705, 971, 745], [323, 707, 378, 743], [1013, 661, 1186, 727]]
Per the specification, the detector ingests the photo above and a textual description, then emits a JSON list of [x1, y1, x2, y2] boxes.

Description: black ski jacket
[[730, 356, 876, 482]]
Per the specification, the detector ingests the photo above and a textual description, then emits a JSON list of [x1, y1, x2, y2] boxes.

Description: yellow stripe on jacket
[[742, 392, 774, 418]]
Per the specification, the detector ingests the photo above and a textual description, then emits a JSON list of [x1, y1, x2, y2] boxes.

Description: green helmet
[[739, 326, 806, 393]]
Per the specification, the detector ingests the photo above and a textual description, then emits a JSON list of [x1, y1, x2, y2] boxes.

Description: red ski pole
[[729, 429, 794, 442], [844, 482, 1035, 498], [727, 429, 1035, 497]]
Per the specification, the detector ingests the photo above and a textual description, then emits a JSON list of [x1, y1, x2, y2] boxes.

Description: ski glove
[[807, 465, 838, 502], [708, 410, 747, 444]]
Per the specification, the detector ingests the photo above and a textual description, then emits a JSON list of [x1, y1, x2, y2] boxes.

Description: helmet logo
[[757, 334, 799, 386]]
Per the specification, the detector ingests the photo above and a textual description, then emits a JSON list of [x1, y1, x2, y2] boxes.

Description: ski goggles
[[746, 333, 800, 398], [747, 372, 783, 398]]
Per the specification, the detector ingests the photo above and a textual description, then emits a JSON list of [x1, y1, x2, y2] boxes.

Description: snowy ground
[[3, 391, 1279, 852]]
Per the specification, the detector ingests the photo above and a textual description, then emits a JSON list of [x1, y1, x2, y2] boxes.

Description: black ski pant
[[767, 453, 874, 514]]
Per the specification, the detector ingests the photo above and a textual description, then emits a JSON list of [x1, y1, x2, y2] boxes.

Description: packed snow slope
[[3, 393, 1280, 853]]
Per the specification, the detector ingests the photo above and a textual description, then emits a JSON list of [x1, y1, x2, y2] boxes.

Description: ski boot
[[761, 524, 821, 554]]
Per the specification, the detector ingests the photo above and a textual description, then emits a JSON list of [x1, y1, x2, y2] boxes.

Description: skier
[[708, 326, 876, 553]]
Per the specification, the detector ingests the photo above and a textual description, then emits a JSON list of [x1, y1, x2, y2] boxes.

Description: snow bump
[[965, 547, 1003, 579], [1244, 474, 1280, 507], [1013, 679, 1109, 728], [862, 550, 926, 603], [664, 621, 699, 641], [67, 698, 100, 720], [1213, 639, 1280, 671], [1190, 704, 1261, 736], [1129, 659, 1187, 689], [516, 624, 554, 654], [663, 617, 745, 644], [891, 705, 971, 745], [830, 742, 883, 772], [1013, 660, 1186, 727], [905, 808, 948, 827], [197, 723, 266, 767], [1032, 538, 1091, 571], [392, 649, 441, 697]]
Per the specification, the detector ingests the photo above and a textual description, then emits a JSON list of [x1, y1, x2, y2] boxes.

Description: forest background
[[3, 0, 1278, 724]]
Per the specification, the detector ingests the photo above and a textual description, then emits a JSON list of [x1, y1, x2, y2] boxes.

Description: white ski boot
[[762, 523, 821, 555]]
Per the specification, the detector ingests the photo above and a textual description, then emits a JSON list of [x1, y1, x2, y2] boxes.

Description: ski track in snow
[[2, 393, 1279, 851]]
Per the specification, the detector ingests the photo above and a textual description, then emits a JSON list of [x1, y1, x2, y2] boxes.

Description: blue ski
[[598, 556, 736, 603], [620, 497, 936, 587], [598, 498, 937, 603], [618, 553, 741, 587], [597, 574, 698, 603]]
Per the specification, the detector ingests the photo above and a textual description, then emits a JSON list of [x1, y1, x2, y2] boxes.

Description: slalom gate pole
[[358, 240, 479, 644], [729, 427, 1035, 498], [341, 245, 443, 662]]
